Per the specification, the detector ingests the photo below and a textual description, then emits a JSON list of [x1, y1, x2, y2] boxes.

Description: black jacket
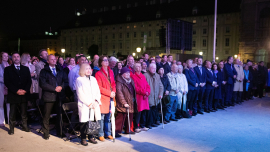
[[156, 62, 163, 73], [4, 64, 32, 103], [39, 65, 68, 102], [163, 62, 171, 75], [160, 74, 171, 94], [257, 65, 268, 84]]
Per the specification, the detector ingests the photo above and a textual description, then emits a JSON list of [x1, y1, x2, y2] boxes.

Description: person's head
[[178, 65, 183, 74], [259, 61, 264, 66], [171, 64, 179, 73], [1, 52, 8, 63], [227, 56, 233, 64], [65, 57, 70, 64], [155, 56, 161, 63], [212, 63, 218, 70], [168, 55, 173, 62], [58, 57, 64, 65], [244, 64, 249, 70], [172, 60, 176, 64], [31, 59, 38, 65], [197, 58, 203, 66], [138, 58, 144, 63], [77, 55, 86, 66], [182, 62, 186, 67], [109, 56, 117, 68], [120, 67, 131, 79], [150, 59, 156, 64], [247, 60, 253, 66], [218, 61, 224, 70], [141, 61, 147, 70], [143, 53, 149, 60], [12, 52, 20, 65], [39, 49, 48, 60], [176, 61, 181, 65], [79, 63, 92, 77], [186, 59, 193, 68], [162, 55, 167, 62], [116, 62, 122, 70], [127, 56, 134, 67], [194, 57, 198, 63], [149, 63, 157, 74], [94, 55, 99, 60], [134, 63, 142, 73], [47, 55, 56, 67], [20, 53, 31, 65], [158, 67, 164, 75], [69, 58, 75, 66], [234, 59, 239, 65], [93, 59, 99, 67], [99, 56, 109, 67], [206, 61, 212, 69]]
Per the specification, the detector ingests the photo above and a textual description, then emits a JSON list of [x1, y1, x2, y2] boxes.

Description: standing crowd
[[0, 50, 269, 146]]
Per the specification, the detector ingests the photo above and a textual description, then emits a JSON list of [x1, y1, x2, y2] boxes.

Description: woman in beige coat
[[233, 59, 244, 104]]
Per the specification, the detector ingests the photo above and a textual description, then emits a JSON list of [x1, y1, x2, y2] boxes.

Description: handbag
[[85, 109, 101, 135]]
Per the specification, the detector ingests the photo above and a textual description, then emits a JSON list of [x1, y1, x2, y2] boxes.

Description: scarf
[[122, 76, 132, 84], [40, 58, 47, 64], [244, 70, 249, 91]]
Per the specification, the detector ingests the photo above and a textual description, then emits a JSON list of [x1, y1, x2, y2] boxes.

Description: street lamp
[[234, 54, 238, 58], [61, 49, 65, 59], [136, 47, 141, 59], [199, 51, 203, 55], [216, 57, 219, 60], [132, 53, 136, 57]]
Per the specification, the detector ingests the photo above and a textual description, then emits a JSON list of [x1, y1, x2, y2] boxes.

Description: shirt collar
[[14, 64, 20, 66]]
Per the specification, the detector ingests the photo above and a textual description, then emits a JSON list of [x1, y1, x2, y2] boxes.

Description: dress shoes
[[204, 110, 210, 113], [89, 138, 98, 144], [22, 127, 30, 132], [210, 109, 216, 112], [192, 112, 197, 116], [155, 121, 161, 125], [197, 111, 204, 114], [81, 139, 88, 146], [115, 133, 122, 138], [170, 118, 178, 121], [163, 121, 168, 124], [141, 127, 149, 131], [146, 126, 152, 129], [43, 134, 49, 140], [8, 130, 14, 135], [151, 124, 158, 127]]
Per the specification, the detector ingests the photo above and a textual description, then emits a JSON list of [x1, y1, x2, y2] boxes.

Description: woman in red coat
[[95, 56, 116, 141], [131, 63, 151, 132]]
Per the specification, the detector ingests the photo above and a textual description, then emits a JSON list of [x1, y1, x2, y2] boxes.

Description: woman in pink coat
[[131, 63, 151, 132]]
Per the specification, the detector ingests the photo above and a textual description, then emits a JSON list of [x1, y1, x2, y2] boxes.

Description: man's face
[[156, 57, 161, 63], [229, 57, 233, 64], [139, 59, 144, 63], [168, 56, 173, 62], [94, 55, 99, 60], [149, 66, 156, 74], [40, 51, 48, 60], [171, 64, 178, 73], [194, 58, 198, 63], [48, 55, 56, 66], [206, 61, 212, 69], [144, 54, 149, 60], [260, 62, 264, 66], [197, 58, 203, 65], [12, 54, 20, 64], [109, 61, 117, 68], [128, 56, 134, 66], [187, 60, 192, 68], [162, 56, 167, 62], [78, 57, 86, 65], [218, 62, 224, 69]]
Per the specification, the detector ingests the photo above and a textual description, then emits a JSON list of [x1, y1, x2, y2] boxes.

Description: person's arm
[[39, 70, 56, 92], [62, 72, 69, 89], [206, 72, 214, 84], [158, 78, 164, 97], [183, 75, 189, 93], [224, 64, 234, 78], [75, 78, 90, 106], [116, 81, 128, 107], [184, 69, 196, 87], [68, 69, 75, 90], [166, 77, 171, 92], [95, 72, 111, 97], [4, 68, 18, 94], [92, 77, 102, 105]]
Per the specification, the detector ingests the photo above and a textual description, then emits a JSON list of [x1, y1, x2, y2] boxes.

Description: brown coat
[[115, 75, 136, 113], [28, 64, 39, 94]]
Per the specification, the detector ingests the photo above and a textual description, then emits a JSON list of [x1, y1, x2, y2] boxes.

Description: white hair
[[149, 63, 156, 68], [178, 65, 183, 69], [109, 56, 118, 62]]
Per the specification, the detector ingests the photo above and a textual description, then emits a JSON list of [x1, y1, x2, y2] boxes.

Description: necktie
[[209, 69, 213, 76], [190, 68, 195, 74], [199, 67, 202, 75], [16, 66, 20, 71], [52, 68, 56, 76]]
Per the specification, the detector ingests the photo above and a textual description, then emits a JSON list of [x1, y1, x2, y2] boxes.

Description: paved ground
[[1, 97, 270, 152]]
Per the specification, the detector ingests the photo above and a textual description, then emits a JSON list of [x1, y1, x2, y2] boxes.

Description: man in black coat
[[163, 55, 173, 75], [4, 52, 32, 135], [39, 55, 68, 140], [257, 61, 268, 98]]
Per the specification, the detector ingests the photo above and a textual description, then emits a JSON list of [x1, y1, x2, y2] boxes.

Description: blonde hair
[[79, 63, 92, 77], [21, 53, 30, 65]]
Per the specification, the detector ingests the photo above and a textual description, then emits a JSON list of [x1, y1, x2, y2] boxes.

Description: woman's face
[[2, 53, 8, 62], [101, 57, 109, 67], [85, 65, 92, 76], [213, 65, 217, 70], [59, 58, 64, 65], [117, 63, 122, 69], [178, 68, 183, 74], [244, 65, 249, 70], [33, 60, 37, 65], [158, 68, 164, 75], [65, 57, 70, 63], [122, 72, 130, 79], [142, 62, 147, 69], [135, 64, 141, 72], [70, 58, 75, 65]]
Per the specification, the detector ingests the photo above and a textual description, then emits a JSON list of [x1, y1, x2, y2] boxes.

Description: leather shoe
[[115, 133, 122, 138], [155, 121, 161, 125], [197, 111, 204, 114], [43, 134, 49, 140], [205, 110, 210, 113], [8, 130, 14, 135], [176, 115, 183, 119], [163, 121, 168, 124], [151, 124, 158, 127], [89, 138, 98, 144], [146, 126, 152, 129], [170, 118, 178, 121], [22, 127, 30, 132], [192, 113, 197, 116], [81, 139, 88, 146], [99, 136, 105, 141], [210, 109, 216, 112]]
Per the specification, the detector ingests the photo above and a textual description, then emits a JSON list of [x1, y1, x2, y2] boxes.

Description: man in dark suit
[[194, 58, 206, 114], [224, 56, 237, 106], [4, 52, 32, 135], [155, 55, 163, 72], [39, 55, 68, 140], [218, 61, 226, 108], [257, 61, 268, 98], [204, 61, 216, 112], [164, 55, 173, 75]]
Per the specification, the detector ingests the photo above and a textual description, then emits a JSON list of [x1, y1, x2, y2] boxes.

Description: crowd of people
[[0, 49, 269, 146]]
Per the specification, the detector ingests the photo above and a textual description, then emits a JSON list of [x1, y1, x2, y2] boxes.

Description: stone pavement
[[1, 97, 270, 152]]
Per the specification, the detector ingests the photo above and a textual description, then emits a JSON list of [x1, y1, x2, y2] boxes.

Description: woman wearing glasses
[[95, 56, 117, 141]]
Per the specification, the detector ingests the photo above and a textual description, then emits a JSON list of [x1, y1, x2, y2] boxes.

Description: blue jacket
[[205, 69, 216, 89], [214, 71, 223, 99], [160, 75, 171, 94], [224, 63, 237, 84], [194, 66, 207, 87], [184, 68, 199, 91]]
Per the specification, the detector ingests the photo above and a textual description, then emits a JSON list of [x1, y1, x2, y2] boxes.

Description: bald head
[[47, 55, 56, 67], [171, 64, 179, 73]]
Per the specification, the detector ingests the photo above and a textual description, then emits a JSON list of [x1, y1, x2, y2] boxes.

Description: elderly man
[[144, 63, 164, 129], [233, 59, 244, 104], [166, 64, 181, 121], [126, 55, 135, 74], [143, 53, 150, 67], [257, 61, 268, 98]]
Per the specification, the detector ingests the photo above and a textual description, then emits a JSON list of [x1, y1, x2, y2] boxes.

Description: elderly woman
[[115, 67, 137, 135], [0, 52, 9, 126], [95, 56, 116, 141], [243, 65, 253, 101], [177, 65, 189, 118], [158, 67, 171, 124], [67, 58, 76, 72], [131, 63, 151, 132], [76, 63, 101, 146]]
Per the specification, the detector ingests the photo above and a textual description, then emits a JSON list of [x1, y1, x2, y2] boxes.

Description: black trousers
[[42, 101, 63, 136], [139, 110, 147, 128], [146, 106, 158, 127], [133, 112, 141, 129], [80, 122, 94, 140], [258, 83, 265, 98], [187, 90, 197, 111], [9, 102, 28, 131]]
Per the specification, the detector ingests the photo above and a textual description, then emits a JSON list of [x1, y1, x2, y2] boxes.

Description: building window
[[112, 34, 115, 39], [149, 31, 151, 37], [134, 32, 137, 38], [120, 27, 122, 29], [226, 27, 230, 33], [192, 41, 196, 47], [203, 19, 207, 22], [203, 39, 207, 47], [127, 26, 130, 28], [92, 29, 95, 31], [225, 50, 229, 54], [192, 7, 198, 15], [156, 14, 160, 18], [225, 38, 230, 46], [113, 44, 115, 49], [141, 25, 144, 27], [193, 30, 196, 35], [105, 35, 108, 39], [193, 20, 196, 23], [120, 43, 122, 49], [203, 29, 207, 34], [119, 33, 122, 38], [156, 30, 159, 36], [92, 36, 95, 40], [141, 32, 144, 37], [134, 25, 137, 28], [127, 32, 129, 38], [149, 24, 151, 27], [113, 27, 115, 30]]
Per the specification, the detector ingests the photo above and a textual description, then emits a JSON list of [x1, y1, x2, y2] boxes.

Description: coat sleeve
[[166, 77, 171, 92], [224, 64, 234, 78], [68, 69, 75, 90], [4, 68, 18, 94], [39, 70, 56, 92], [183, 75, 188, 93], [95, 72, 111, 97], [92, 78, 102, 105], [116, 82, 128, 106], [110, 70, 116, 92], [75, 78, 90, 106], [158, 78, 164, 97], [206, 72, 213, 84], [184, 69, 196, 87]]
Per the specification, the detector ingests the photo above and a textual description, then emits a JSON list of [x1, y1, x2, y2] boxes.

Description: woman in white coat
[[177, 65, 189, 118], [76, 63, 101, 146]]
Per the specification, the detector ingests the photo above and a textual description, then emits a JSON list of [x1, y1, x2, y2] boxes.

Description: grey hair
[[134, 62, 141, 69], [149, 63, 156, 69], [178, 65, 183, 69], [109, 56, 118, 62]]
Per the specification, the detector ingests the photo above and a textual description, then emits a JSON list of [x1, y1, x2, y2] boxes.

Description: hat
[[247, 59, 252, 63], [155, 55, 161, 58], [120, 67, 131, 75]]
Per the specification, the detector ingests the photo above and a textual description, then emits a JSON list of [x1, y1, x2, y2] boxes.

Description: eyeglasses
[[103, 59, 108, 62]]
